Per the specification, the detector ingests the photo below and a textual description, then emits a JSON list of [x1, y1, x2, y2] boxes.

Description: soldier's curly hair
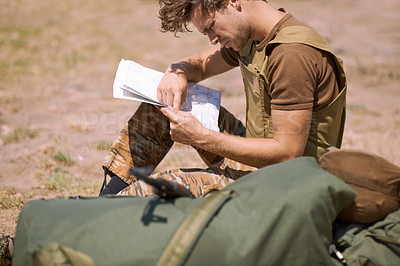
[[158, 0, 229, 35]]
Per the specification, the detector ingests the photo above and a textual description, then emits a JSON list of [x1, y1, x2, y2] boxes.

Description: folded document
[[113, 59, 222, 132]]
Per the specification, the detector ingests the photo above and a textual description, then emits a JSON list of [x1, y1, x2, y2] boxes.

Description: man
[[99, 0, 346, 197]]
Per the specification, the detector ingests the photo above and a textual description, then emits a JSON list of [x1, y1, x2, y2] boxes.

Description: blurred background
[[1, 0, 399, 235]]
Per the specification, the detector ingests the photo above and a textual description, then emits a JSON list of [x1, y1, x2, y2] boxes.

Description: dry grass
[[1, 126, 37, 145], [52, 150, 75, 167], [0, 187, 27, 209]]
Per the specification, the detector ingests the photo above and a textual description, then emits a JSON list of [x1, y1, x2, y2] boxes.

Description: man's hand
[[157, 47, 234, 110], [157, 66, 189, 110], [160, 107, 210, 145]]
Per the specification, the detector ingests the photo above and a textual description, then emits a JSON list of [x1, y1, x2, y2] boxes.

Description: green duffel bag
[[12, 157, 355, 266], [333, 208, 400, 266]]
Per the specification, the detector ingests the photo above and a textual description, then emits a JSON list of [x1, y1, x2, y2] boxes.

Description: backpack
[[322, 148, 400, 265], [333, 209, 400, 265], [319, 148, 400, 223], [12, 157, 355, 266]]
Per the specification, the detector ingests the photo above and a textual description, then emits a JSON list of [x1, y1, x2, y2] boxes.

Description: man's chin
[[227, 43, 240, 52], [221, 41, 243, 51]]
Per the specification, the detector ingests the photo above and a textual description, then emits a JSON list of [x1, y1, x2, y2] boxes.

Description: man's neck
[[243, 1, 286, 42]]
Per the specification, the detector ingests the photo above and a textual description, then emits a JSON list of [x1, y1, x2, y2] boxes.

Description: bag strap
[[156, 189, 234, 266], [99, 167, 109, 194]]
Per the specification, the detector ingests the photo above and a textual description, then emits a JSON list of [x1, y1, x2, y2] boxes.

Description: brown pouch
[[319, 148, 400, 224]]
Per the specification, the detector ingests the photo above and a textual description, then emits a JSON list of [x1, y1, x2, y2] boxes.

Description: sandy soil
[[1, 0, 399, 236]]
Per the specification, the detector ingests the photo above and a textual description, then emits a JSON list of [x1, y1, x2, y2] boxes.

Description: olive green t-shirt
[[221, 13, 340, 112]]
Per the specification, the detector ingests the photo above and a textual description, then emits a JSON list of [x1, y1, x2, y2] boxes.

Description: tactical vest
[[239, 25, 347, 159]]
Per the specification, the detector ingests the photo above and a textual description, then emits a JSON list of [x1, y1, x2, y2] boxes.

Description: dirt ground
[[1, 0, 399, 237]]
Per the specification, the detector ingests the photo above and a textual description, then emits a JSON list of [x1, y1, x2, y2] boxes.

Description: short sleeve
[[267, 43, 319, 110]]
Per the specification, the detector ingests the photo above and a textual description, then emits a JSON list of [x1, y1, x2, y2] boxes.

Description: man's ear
[[228, 0, 241, 10]]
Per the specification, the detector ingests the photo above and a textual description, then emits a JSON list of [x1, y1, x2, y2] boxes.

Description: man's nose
[[207, 32, 219, 45]]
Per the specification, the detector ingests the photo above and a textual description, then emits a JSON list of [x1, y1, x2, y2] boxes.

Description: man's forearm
[[167, 58, 204, 83], [194, 109, 312, 168], [192, 131, 298, 168], [167, 46, 234, 83]]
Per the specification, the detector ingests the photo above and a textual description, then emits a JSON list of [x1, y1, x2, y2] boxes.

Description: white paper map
[[113, 59, 222, 132]]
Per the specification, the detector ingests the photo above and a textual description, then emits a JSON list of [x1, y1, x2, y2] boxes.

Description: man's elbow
[[280, 152, 301, 163], [276, 146, 304, 163], [255, 148, 302, 168]]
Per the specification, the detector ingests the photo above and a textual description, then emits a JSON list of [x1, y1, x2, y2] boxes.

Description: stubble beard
[[232, 23, 250, 51]]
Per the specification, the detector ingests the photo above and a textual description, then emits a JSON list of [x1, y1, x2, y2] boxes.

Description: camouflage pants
[[102, 103, 256, 197]]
